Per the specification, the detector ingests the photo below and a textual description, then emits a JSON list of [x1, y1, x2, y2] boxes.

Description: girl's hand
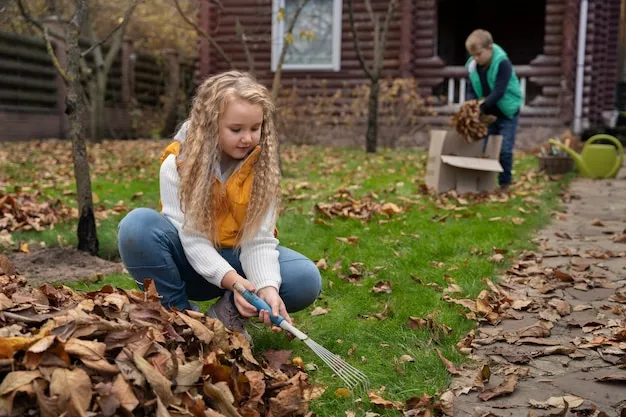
[[223, 272, 259, 317], [256, 287, 292, 331]]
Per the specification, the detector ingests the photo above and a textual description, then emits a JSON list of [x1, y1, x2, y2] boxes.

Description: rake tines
[[303, 337, 370, 394]]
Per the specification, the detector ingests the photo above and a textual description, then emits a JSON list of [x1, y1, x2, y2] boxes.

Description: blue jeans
[[117, 208, 322, 312], [486, 113, 519, 186]]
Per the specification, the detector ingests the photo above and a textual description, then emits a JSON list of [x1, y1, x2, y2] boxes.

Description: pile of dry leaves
[[0, 192, 69, 234], [315, 189, 403, 222], [0, 256, 322, 417]]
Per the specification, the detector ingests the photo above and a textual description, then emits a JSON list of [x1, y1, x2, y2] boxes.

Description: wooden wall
[[202, 0, 404, 98]]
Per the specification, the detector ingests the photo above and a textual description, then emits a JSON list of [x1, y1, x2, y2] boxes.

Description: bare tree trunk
[[366, 78, 380, 153], [67, 0, 98, 255], [84, 4, 137, 142], [348, 0, 397, 153]]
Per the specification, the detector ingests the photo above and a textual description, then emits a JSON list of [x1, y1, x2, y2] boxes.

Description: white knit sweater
[[159, 154, 281, 291]]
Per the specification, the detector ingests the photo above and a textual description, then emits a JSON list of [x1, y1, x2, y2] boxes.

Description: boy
[[465, 29, 523, 190]]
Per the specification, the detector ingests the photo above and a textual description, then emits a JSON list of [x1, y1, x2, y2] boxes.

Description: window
[[271, 0, 342, 71]]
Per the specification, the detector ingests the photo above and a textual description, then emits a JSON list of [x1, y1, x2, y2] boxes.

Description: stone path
[[450, 170, 626, 417]]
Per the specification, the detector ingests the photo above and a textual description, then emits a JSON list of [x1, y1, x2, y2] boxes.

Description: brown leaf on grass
[[488, 254, 505, 263], [434, 347, 461, 375], [408, 314, 452, 335], [368, 392, 404, 410], [315, 258, 328, 270], [371, 280, 392, 294], [478, 375, 518, 401], [381, 202, 402, 214], [336, 236, 359, 245], [310, 306, 328, 316]]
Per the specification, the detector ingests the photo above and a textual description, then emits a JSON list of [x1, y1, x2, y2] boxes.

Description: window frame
[[271, 0, 343, 72]]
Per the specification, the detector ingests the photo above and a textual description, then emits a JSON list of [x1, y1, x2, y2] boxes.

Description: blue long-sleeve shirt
[[466, 59, 516, 120]]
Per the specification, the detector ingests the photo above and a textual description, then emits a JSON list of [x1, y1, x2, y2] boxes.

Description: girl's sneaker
[[206, 292, 251, 342]]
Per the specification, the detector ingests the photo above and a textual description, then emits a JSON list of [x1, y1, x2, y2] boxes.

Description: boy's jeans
[[117, 208, 322, 312], [486, 113, 519, 186]]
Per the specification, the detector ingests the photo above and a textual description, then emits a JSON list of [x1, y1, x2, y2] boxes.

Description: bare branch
[[81, 0, 137, 59], [173, 0, 233, 68], [235, 17, 255, 76], [376, 0, 397, 73], [43, 27, 69, 83], [16, 0, 65, 40], [364, 0, 377, 25], [272, 0, 310, 100], [348, 0, 373, 79], [103, 0, 138, 72]]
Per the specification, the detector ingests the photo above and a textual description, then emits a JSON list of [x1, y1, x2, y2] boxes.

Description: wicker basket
[[537, 155, 574, 175]]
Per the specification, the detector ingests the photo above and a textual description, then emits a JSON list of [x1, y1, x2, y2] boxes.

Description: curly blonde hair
[[177, 71, 281, 246]]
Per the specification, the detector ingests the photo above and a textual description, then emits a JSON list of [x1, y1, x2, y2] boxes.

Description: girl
[[117, 71, 322, 340]]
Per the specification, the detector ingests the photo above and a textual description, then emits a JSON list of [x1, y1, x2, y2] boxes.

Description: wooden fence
[[0, 30, 195, 140]]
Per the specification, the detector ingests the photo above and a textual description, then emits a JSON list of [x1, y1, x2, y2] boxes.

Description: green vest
[[465, 44, 523, 119]]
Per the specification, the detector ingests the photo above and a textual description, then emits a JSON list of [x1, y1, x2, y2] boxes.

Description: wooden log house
[[197, 0, 624, 133]]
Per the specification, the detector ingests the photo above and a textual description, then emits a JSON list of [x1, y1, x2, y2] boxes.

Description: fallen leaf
[[439, 390, 454, 416], [478, 375, 518, 401], [434, 347, 461, 375], [336, 236, 359, 245], [0, 370, 41, 395], [399, 355, 415, 363], [175, 312, 214, 344], [368, 392, 403, 410], [174, 360, 203, 393], [111, 374, 139, 412], [595, 373, 626, 383], [133, 353, 176, 406], [50, 368, 93, 414], [310, 306, 328, 316], [381, 202, 402, 214], [263, 349, 292, 370], [488, 254, 505, 263], [371, 280, 392, 294], [315, 258, 328, 270], [591, 218, 605, 227], [529, 395, 584, 409]]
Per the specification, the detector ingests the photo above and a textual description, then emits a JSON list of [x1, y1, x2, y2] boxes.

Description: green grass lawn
[[1, 140, 570, 416]]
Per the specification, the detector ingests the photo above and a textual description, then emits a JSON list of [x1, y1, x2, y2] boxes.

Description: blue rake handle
[[232, 282, 285, 326]]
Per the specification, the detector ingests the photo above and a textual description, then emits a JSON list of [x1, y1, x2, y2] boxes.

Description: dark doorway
[[437, 0, 546, 66]]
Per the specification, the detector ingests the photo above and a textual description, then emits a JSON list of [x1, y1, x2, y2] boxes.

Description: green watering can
[[548, 134, 624, 178]]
